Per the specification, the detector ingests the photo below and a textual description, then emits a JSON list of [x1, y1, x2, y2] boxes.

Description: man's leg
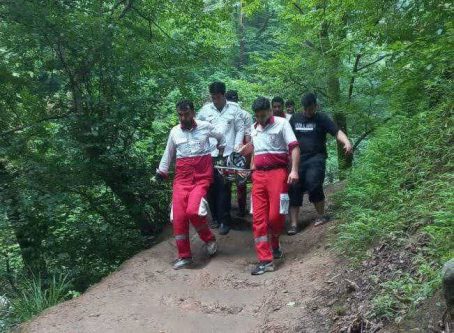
[[251, 171, 273, 262], [216, 172, 231, 235], [237, 182, 247, 217], [267, 168, 288, 251], [186, 182, 216, 244], [172, 183, 191, 259], [207, 169, 221, 228], [305, 156, 327, 226], [288, 164, 304, 235]]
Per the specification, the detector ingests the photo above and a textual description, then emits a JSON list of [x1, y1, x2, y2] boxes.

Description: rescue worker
[[156, 100, 226, 270], [271, 96, 286, 118], [240, 97, 300, 275], [197, 82, 244, 235]]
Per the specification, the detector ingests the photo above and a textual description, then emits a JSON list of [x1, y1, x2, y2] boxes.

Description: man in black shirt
[[287, 93, 352, 234]]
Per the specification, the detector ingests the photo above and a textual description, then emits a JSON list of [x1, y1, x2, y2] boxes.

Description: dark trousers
[[208, 169, 231, 226]]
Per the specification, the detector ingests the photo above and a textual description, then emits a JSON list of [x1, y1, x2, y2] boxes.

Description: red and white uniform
[[250, 116, 298, 261], [158, 120, 225, 259]]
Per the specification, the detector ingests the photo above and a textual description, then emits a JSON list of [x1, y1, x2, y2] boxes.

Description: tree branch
[[348, 54, 362, 101], [353, 117, 392, 151], [357, 54, 392, 72], [0, 112, 73, 137]]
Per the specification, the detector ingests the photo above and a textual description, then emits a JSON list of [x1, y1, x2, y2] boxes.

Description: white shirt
[[251, 116, 298, 169], [241, 108, 253, 137], [286, 113, 293, 121], [197, 101, 244, 157], [158, 120, 225, 176]]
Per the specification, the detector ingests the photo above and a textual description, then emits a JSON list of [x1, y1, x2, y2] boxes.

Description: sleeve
[[208, 123, 226, 148], [233, 108, 245, 148], [196, 106, 206, 121], [321, 113, 339, 136], [157, 131, 176, 177], [243, 111, 253, 136], [282, 120, 299, 152]]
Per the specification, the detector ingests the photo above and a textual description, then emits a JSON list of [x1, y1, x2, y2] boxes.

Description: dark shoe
[[314, 215, 329, 227], [273, 248, 284, 260], [209, 219, 219, 229], [251, 261, 275, 275], [218, 223, 231, 235], [173, 257, 193, 270], [287, 225, 297, 236]]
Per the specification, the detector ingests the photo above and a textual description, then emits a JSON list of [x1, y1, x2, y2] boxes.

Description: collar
[[210, 101, 228, 113], [254, 116, 275, 129], [181, 119, 197, 130]]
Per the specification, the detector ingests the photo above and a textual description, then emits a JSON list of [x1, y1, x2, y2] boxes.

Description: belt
[[255, 165, 287, 171]]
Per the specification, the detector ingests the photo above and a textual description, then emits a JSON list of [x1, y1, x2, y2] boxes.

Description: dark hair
[[301, 93, 317, 109], [225, 90, 239, 102], [176, 99, 194, 112], [209, 81, 226, 95], [271, 96, 284, 105], [285, 100, 295, 107], [252, 96, 271, 112]]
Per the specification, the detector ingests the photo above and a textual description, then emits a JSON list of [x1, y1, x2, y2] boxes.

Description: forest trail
[[20, 183, 350, 333]]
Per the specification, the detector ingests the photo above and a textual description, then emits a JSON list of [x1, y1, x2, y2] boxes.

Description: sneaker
[[206, 241, 217, 256], [173, 258, 193, 270], [251, 261, 275, 275], [218, 223, 231, 235], [209, 219, 220, 229], [272, 248, 284, 260], [314, 215, 329, 227], [287, 225, 297, 236]]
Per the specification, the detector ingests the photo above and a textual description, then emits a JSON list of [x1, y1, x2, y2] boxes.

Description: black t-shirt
[[289, 112, 339, 160]]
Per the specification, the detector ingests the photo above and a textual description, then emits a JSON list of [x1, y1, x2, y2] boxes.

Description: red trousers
[[251, 168, 288, 262], [172, 156, 215, 259]]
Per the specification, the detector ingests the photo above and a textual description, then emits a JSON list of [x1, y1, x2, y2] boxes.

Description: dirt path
[[21, 184, 345, 333]]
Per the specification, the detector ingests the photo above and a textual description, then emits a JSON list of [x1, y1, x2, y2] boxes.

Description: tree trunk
[[0, 163, 48, 277], [237, 1, 245, 69], [320, 21, 351, 179]]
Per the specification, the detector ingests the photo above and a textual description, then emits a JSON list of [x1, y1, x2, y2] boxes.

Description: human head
[[252, 97, 272, 125], [271, 96, 284, 117], [209, 81, 226, 110], [301, 93, 317, 118], [225, 90, 239, 103], [176, 99, 195, 129], [285, 100, 295, 114]]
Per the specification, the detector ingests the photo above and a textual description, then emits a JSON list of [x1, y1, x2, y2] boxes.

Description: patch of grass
[[333, 99, 454, 321], [2, 274, 72, 329]]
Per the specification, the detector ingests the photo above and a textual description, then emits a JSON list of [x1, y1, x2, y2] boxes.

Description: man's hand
[[343, 141, 353, 154], [287, 170, 299, 184], [152, 172, 165, 183], [217, 145, 225, 157], [237, 142, 253, 156]]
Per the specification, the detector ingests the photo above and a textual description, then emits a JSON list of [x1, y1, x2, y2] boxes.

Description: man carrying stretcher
[[155, 100, 226, 270]]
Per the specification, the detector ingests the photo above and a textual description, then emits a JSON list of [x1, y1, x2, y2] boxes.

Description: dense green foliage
[[0, 0, 452, 330]]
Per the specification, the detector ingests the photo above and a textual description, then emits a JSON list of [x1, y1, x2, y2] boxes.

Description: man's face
[[304, 103, 317, 118], [272, 102, 284, 116], [286, 104, 295, 114], [211, 93, 226, 110], [255, 108, 272, 125], [177, 108, 195, 128]]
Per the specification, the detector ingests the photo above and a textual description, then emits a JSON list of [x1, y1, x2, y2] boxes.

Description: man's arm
[[208, 123, 226, 156], [157, 132, 176, 178], [288, 146, 300, 184], [233, 108, 245, 150], [336, 130, 352, 154]]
